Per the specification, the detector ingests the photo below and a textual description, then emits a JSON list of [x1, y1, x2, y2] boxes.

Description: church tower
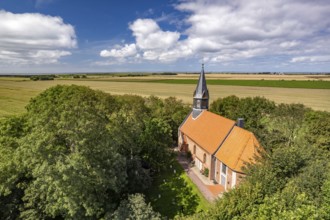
[[192, 64, 209, 118]]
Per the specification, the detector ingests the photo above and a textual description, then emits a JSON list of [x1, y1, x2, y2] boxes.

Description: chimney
[[237, 118, 244, 128]]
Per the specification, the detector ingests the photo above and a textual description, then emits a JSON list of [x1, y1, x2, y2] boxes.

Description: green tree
[[261, 104, 309, 149], [1, 85, 128, 219], [302, 110, 330, 151], [107, 95, 153, 193], [162, 97, 190, 144], [139, 118, 173, 170], [248, 184, 319, 220], [146, 96, 190, 144], [207, 182, 264, 220], [320, 169, 330, 219], [110, 194, 161, 220], [210, 96, 276, 135], [107, 95, 174, 191], [0, 116, 27, 219], [0, 86, 189, 219]]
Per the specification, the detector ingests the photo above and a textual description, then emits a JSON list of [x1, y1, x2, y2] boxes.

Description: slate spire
[[192, 64, 209, 118]]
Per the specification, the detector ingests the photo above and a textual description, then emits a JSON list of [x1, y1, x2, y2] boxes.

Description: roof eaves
[[179, 110, 192, 130], [185, 135, 214, 154]]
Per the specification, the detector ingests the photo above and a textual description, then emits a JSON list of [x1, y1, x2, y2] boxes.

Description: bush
[[204, 168, 209, 177]]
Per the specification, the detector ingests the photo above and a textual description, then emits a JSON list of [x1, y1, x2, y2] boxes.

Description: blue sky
[[0, 0, 330, 73]]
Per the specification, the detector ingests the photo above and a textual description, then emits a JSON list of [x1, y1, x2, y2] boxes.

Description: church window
[[203, 153, 206, 163], [193, 145, 196, 154], [221, 163, 227, 174], [196, 99, 201, 108], [201, 100, 208, 108]]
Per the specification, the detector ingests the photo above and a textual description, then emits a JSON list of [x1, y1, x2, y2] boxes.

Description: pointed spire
[[192, 64, 209, 118], [193, 63, 209, 99]]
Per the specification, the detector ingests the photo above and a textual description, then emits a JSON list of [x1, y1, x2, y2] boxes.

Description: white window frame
[[232, 171, 236, 188], [220, 162, 227, 189], [213, 158, 217, 182]]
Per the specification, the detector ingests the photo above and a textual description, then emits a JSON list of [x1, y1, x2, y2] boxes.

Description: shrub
[[204, 168, 209, 177]]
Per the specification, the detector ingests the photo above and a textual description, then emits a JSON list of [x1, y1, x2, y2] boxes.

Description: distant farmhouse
[[178, 65, 263, 191]]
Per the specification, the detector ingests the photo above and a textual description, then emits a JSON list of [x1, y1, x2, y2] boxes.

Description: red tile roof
[[180, 110, 262, 173], [180, 111, 236, 154], [214, 126, 262, 173]]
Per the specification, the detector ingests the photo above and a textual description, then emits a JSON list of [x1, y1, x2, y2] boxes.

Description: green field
[[1, 76, 330, 119], [144, 79, 330, 89], [70, 77, 330, 89]]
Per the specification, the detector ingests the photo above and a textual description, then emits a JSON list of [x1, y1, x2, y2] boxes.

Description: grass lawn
[[144, 157, 211, 219]]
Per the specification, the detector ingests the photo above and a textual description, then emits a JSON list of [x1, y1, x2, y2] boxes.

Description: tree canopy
[[0, 85, 189, 219]]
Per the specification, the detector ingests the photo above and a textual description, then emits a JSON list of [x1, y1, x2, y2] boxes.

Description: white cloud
[[280, 41, 300, 48], [291, 55, 330, 63], [129, 19, 180, 50], [142, 51, 159, 61], [100, 44, 137, 58], [0, 10, 76, 65], [174, 0, 330, 62], [177, 0, 329, 40], [158, 43, 194, 62], [100, 0, 330, 66], [100, 19, 181, 62]]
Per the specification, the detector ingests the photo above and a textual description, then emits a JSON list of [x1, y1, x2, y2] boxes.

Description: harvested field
[[82, 73, 330, 81], [1, 77, 329, 118]]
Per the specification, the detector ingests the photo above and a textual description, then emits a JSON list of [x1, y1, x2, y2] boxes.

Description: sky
[[0, 0, 330, 74]]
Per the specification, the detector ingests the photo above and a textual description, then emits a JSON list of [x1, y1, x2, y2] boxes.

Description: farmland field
[[133, 79, 329, 89], [1, 74, 330, 118]]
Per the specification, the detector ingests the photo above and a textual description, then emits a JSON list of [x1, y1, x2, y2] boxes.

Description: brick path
[[176, 152, 221, 202]]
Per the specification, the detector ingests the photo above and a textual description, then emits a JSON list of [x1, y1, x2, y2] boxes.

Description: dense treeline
[[30, 75, 56, 81], [183, 96, 330, 219], [0, 85, 189, 219]]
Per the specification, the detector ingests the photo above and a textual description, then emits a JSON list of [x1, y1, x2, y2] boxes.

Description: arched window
[[203, 153, 206, 163], [193, 145, 196, 154]]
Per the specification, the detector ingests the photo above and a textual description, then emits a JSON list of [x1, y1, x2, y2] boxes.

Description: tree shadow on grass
[[145, 160, 200, 218]]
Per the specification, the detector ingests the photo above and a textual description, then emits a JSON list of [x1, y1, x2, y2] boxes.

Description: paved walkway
[[176, 151, 224, 202]]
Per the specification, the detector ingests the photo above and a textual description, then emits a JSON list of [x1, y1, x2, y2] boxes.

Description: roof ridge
[[178, 110, 192, 130], [213, 124, 236, 156], [207, 111, 235, 123], [180, 110, 237, 156]]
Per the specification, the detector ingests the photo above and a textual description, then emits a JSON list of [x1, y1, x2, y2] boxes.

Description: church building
[[178, 65, 263, 191]]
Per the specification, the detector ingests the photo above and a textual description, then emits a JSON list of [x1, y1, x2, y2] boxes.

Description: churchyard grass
[[144, 159, 211, 218]]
